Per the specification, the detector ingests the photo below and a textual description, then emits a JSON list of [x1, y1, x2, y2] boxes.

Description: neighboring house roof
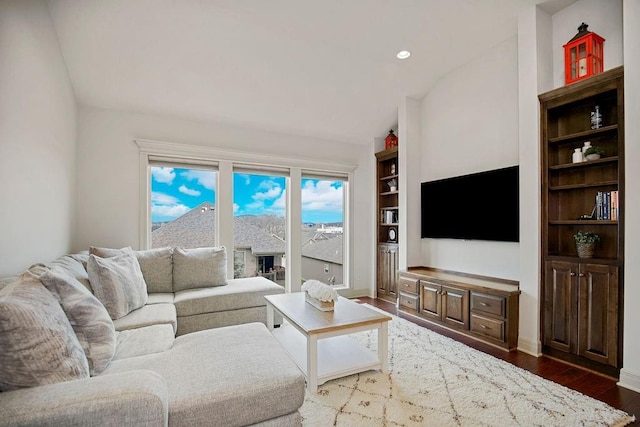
[[234, 215, 284, 255], [301, 232, 343, 264], [152, 202, 284, 255], [152, 201, 216, 248], [152, 202, 342, 263]]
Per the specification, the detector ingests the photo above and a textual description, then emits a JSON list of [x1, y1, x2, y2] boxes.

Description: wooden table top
[[265, 293, 392, 335]]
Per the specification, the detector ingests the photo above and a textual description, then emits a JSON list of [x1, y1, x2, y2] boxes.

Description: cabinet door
[[376, 245, 388, 295], [387, 244, 398, 297], [420, 281, 441, 321], [577, 264, 619, 367], [543, 261, 578, 354], [441, 285, 469, 330]]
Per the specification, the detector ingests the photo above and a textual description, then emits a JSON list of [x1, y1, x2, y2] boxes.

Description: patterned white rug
[[299, 306, 635, 426]]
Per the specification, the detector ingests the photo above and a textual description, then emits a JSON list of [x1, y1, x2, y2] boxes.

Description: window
[[300, 177, 345, 286], [233, 171, 286, 285], [138, 139, 353, 291], [150, 165, 217, 249]]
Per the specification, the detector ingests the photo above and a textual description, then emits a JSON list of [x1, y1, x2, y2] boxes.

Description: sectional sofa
[[0, 246, 305, 426]]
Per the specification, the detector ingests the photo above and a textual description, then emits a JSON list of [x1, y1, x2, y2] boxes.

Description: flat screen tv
[[421, 166, 519, 242]]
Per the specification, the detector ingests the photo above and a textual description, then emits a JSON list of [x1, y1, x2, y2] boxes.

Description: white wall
[[0, 0, 77, 276], [419, 37, 520, 280], [620, 0, 640, 394], [74, 106, 374, 295], [551, 0, 623, 88]]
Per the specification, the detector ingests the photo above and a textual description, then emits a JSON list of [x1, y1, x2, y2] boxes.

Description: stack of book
[[595, 191, 619, 220]]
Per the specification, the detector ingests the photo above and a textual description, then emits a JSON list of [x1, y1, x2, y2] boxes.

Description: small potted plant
[[573, 231, 600, 258], [584, 146, 604, 161]]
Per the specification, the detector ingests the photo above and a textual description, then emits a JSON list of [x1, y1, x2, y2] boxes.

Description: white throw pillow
[[40, 267, 116, 375], [172, 247, 227, 292], [87, 253, 148, 320], [0, 273, 89, 391]]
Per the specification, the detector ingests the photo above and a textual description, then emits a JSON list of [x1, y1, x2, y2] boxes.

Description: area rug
[[299, 306, 635, 426]]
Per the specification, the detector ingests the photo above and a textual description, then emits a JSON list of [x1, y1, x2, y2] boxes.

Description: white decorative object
[[302, 279, 338, 311], [572, 148, 584, 163]]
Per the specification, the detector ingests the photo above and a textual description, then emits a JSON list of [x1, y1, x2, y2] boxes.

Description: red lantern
[[385, 129, 398, 149], [563, 23, 605, 85]]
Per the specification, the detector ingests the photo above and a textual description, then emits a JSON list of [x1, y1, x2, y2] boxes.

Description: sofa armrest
[[0, 370, 168, 427]]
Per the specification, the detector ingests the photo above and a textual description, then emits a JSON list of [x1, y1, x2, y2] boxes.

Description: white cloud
[[179, 185, 201, 197], [252, 180, 282, 201], [238, 174, 251, 185], [151, 167, 175, 184], [152, 192, 179, 205], [233, 203, 240, 214], [302, 180, 343, 213], [180, 170, 215, 190], [151, 204, 190, 219]]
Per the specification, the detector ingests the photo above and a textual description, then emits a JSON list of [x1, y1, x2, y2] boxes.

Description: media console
[[397, 267, 520, 350]]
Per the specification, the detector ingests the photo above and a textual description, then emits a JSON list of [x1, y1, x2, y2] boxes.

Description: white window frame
[[136, 139, 355, 292]]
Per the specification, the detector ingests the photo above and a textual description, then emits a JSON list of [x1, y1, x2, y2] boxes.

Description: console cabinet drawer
[[470, 314, 505, 342], [398, 276, 419, 295], [471, 292, 505, 318], [399, 292, 419, 312]]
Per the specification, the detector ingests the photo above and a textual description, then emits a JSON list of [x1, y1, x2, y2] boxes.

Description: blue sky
[[151, 167, 343, 223]]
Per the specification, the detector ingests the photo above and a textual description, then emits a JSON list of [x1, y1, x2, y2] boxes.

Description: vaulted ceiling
[[47, 0, 562, 145]]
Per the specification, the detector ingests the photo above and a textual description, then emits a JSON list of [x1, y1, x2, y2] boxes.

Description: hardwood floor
[[359, 297, 639, 424]]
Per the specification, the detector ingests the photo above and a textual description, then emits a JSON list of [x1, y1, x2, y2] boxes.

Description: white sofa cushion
[[101, 323, 305, 426], [0, 273, 89, 391], [135, 247, 173, 293], [172, 247, 227, 292], [87, 253, 148, 320], [113, 303, 177, 334], [39, 267, 116, 375]]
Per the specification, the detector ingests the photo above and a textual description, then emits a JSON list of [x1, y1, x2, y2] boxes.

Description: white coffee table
[[265, 292, 392, 393]]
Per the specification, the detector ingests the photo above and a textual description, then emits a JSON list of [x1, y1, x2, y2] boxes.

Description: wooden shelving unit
[[539, 66, 624, 376], [375, 146, 399, 303]]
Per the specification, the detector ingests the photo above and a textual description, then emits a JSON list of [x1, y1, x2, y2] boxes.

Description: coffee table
[[265, 292, 392, 392]]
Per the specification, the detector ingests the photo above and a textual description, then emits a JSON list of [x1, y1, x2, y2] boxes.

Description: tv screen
[[421, 166, 519, 242]]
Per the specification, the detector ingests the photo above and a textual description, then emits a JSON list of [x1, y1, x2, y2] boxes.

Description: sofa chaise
[[0, 246, 305, 426]]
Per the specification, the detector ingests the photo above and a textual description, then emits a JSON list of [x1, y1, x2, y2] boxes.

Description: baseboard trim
[[618, 368, 640, 393], [517, 337, 542, 357]]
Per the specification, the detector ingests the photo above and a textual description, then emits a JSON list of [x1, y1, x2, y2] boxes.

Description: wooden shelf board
[[380, 223, 399, 227], [549, 220, 618, 225], [549, 181, 617, 191], [380, 191, 399, 196], [545, 255, 621, 265], [549, 156, 618, 170], [547, 124, 618, 145], [380, 174, 398, 181]]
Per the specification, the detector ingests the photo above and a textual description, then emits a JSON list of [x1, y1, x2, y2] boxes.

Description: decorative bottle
[[582, 141, 591, 153], [573, 148, 584, 163], [590, 105, 602, 129]]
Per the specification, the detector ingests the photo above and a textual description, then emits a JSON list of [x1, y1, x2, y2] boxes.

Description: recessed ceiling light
[[396, 50, 411, 60]]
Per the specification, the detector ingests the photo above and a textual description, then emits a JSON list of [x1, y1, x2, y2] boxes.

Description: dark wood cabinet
[[376, 147, 399, 303], [540, 66, 624, 375], [377, 243, 398, 302], [399, 268, 520, 350], [544, 261, 619, 368], [419, 280, 469, 330]]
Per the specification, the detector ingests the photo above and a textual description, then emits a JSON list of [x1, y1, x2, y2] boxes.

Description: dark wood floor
[[359, 297, 639, 425]]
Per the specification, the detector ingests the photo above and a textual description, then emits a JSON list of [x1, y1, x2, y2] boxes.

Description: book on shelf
[[595, 191, 618, 221]]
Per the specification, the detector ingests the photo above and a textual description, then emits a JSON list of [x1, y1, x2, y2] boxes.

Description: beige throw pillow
[[135, 247, 173, 293], [89, 246, 134, 258], [0, 273, 89, 391], [172, 246, 227, 292], [87, 253, 148, 320], [40, 267, 116, 375]]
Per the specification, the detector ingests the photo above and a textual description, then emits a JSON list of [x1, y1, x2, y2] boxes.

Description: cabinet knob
[[570, 272, 576, 276], [480, 302, 489, 307], [578, 273, 585, 277], [480, 324, 488, 329]]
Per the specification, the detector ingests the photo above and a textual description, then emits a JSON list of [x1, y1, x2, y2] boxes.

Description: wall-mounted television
[[421, 166, 519, 242]]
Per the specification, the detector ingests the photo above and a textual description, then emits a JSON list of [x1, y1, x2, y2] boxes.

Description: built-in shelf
[[380, 191, 399, 196], [549, 156, 618, 170], [549, 180, 617, 191], [380, 174, 398, 181], [549, 220, 618, 225], [548, 124, 618, 145]]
